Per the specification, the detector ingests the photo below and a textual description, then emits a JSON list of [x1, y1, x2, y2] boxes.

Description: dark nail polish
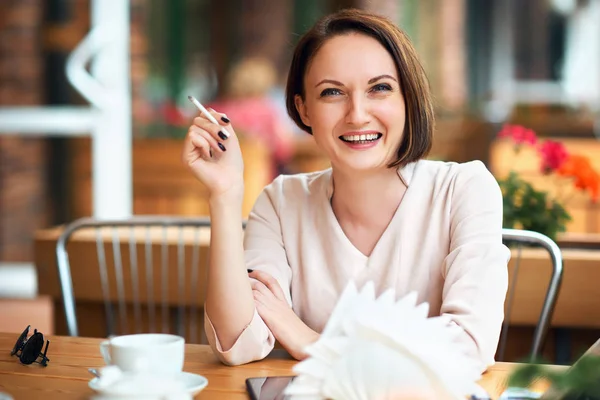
[[209, 149, 213, 158], [218, 142, 226, 151], [247, 269, 254, 273], [218, 131, 228, 141], [221, 116, 230, 123]]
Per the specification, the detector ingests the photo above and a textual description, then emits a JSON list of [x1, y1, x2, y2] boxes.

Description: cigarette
[[187, 95, 230, 138]]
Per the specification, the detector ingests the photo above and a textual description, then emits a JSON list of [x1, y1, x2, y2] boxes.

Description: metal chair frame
[[56, 219, 563, 359], [500, 228, 564, 361], [56, 216, 220, 341]]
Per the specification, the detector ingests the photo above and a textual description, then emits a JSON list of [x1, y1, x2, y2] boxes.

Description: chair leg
[[554, 328, 571, 365]]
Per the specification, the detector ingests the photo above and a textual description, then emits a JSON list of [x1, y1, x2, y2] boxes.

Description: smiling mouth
[[339, 133, 383, 144]]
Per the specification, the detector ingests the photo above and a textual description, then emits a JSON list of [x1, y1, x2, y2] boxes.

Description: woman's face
[[295, 32, 406, 173]]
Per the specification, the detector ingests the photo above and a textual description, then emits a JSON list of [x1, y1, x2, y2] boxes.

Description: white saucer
[[89, 371, 208, 396]]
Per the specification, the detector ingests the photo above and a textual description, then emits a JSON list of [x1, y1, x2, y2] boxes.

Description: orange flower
[[558, 155, 600, 202]]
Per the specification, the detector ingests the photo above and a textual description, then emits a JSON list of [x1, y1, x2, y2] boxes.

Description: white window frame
[[0, 0, 132, 219], [486, 0, 600, 136]]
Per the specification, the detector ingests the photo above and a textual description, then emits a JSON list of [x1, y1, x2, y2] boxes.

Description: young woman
[[182, 8, 510, 372]]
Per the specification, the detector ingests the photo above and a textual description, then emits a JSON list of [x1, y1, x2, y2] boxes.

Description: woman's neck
[[330, 166, 406, 225]]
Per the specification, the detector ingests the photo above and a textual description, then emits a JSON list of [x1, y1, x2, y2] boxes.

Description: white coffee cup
[[99, 334, 185, 375]]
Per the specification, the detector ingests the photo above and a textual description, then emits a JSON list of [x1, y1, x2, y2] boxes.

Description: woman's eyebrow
[[368, 74, 397, 84], [315, 79, 343, 87], [315, 74, 397, 88]]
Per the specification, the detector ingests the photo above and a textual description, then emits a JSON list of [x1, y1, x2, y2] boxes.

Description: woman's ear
[[295, 95, 311, 127]]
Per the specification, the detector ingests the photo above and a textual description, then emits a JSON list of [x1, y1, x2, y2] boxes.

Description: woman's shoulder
[[405, 160, 500, 202], [415, 159, 496, 185], [261, 168, 332, 203], [412, 159, 502, 208]]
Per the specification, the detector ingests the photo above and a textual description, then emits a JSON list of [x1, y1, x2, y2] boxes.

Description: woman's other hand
[[248, 270, 320, 360], [182, 109, 244, 201]]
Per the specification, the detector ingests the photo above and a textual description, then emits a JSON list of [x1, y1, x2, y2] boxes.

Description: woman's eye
[[371, 83, 392, 93], [320, 88, 342, 97]]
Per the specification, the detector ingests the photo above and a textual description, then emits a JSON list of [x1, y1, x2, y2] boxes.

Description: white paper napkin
[[284, 281, 482, 400]]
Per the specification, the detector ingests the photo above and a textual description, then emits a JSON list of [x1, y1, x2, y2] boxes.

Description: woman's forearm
[[205, 195, 255, 351]]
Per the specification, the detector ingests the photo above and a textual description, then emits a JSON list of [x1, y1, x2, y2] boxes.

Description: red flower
[[538, 140, 569, 174], [498, 124, 537, 146]]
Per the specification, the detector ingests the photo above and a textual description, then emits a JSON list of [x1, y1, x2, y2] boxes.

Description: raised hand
[[182, 104, 245, 201]]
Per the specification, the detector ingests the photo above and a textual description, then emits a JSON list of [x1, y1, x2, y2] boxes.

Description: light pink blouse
[[205, 160, 510, 372]]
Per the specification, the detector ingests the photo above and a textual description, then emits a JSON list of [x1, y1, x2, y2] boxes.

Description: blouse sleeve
[[440, 161, 510, 373], [205, 176, 293, 365]]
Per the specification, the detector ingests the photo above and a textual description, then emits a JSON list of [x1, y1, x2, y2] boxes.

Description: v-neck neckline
[[324, 162, 418, 261]]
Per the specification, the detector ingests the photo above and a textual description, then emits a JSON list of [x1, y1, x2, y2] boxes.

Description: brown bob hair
[[285, 8, 434, 168]]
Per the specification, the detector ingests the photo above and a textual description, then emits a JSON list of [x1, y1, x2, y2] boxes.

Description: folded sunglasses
[[10, 325, 50, 366]]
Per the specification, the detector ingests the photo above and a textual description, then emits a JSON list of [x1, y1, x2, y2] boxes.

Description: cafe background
[[1, 0, 599, 365]]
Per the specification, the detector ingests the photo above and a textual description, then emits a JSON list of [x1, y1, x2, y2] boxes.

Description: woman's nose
[[345, 95, 371, 126]]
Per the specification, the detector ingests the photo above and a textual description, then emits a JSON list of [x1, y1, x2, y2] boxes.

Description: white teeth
[[341, 133, 380, 142]]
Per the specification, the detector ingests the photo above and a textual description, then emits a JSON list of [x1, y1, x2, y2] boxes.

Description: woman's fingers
[[193, 114, 231, 144], [192, 118, 228, 152], [182, 128, 211, 162], [252, 289, 270, 318], [195, 107, 231, 131], [248, 270, 288, 304], [207, 108, 232, 138], [250, 280, 273, 298], [190, 125, 225, 155]]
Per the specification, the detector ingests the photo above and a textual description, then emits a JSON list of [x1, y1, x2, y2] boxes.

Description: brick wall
[[0, 0, 151, 262], [130, 0, 150, 132], [0, 0, 48, 262]]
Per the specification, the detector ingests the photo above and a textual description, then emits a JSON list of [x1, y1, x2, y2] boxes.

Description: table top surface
[[0, 332, 533, 399]]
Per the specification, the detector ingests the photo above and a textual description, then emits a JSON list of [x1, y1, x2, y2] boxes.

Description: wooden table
[[557, 232, 600, 250], [0, 333, 522, 399]]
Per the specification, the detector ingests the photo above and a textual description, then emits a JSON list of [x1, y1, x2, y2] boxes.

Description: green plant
[[498, 171, 571, 241], [508, 354, 600, 399]]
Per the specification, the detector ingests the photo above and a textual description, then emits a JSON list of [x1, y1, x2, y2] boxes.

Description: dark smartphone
[[245, 376, 296, 400]]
